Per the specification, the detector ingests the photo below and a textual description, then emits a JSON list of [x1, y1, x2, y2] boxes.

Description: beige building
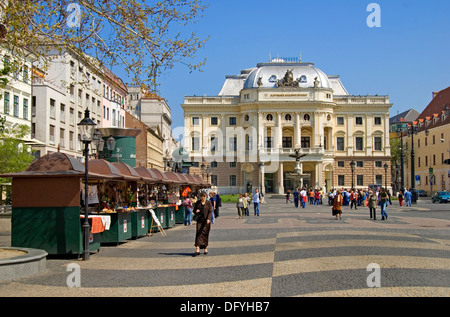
[[182, 59, 392, 194], [403, 87, 450, 194]]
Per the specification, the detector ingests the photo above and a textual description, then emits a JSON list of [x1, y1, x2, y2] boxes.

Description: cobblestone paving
[[0, 198, 449, 297]]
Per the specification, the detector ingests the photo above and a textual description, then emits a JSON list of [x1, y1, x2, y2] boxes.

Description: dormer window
[[269, 75, 277, 83], [299, 75, 307, 83]]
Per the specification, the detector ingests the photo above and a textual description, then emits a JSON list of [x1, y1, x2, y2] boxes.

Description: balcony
[[260, 147, 324, 156]]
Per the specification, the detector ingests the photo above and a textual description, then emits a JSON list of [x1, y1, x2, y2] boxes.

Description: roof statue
[[277, 69, 299, 88]]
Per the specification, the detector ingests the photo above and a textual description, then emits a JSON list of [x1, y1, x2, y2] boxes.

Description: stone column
[[278, 162, 284, 194], [294, 112, 301, 148]]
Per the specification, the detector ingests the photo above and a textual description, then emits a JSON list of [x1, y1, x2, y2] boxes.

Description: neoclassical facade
[[182, 59, 392, 194]]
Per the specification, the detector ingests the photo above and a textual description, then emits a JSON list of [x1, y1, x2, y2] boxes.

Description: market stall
[[0, 153, 111, 256], [147, 168, 177, 229], [88, 159, 134, 244], [111, 162, 152, 240]]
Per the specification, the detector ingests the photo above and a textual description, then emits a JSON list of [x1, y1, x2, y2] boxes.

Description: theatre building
[[182, 59, 392, 194]]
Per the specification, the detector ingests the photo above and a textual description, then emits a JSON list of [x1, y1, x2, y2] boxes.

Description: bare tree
[[1, 0, 208, 90]]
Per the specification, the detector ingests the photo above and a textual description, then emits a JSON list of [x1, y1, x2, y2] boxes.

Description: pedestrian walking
[[398, 191, 404, 207], [286, 190, 292, 204], [332, 189, 343, 220], [208, 191, 216, 224], [350, 189, 358, 210], [193, 192, 213, 256], [368, 190, 377, 220], [253, 188, 261, 216], [404, 189, 412, 206], [293, 188, 299, 208], [214, 191, 221, 218], [183, 195, 193, 226], [314, 190, 320, 205], [300, 188, 307, 208], [379, 187, 389, 220], [244, 192, 250, 216], [236, 194, 245, 218]]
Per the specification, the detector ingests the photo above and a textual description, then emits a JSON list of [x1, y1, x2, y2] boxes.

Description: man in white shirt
[[300, 188, 307, 208], [252, 189, 261, 216]]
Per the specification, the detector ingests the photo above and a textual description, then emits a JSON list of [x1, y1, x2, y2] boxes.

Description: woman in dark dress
[[193, 192, 213, 256]]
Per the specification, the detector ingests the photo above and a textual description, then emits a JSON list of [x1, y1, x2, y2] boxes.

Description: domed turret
[[243, 59, 331, 89]]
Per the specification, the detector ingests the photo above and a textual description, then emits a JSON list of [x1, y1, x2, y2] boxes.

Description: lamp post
[[350, 160, 356, 189], [384, 163, 389, 190], [396, 125, 405, 190], [407, 123, 419, 203], [78, 108, 97, 261]]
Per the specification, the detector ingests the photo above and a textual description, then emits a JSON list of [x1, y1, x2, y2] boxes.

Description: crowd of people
[[285, 187, 417, 221]]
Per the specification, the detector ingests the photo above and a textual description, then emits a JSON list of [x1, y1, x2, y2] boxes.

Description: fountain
[[286, 149, 310, 189]]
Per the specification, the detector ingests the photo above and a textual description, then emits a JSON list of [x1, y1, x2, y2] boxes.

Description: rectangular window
[[336, 137, 344, 151], [282, 137, 292, 148], [211, 175, 218, 187], [49, 125, 55, 143], [210, 117, 218, 125], [229, 175, 237, 187], [355, 117, 363, 125], [229, 117, 237, 125], [357, 175, 364, 186], [50, 98, 56, 118], [374, 117, 381, 125], [338, 175, 345, 186], [192, 117, 199, 126], [60, 128, 65, 148], [375, 161, 382, 167], [264, 137, 273, 149], [13, 95, 19, 117], [301, 136, 310, 148], [337, 161, 344, 168], [211, 161, 218, 168], [374, 137, 382, 151], [23, 98, 28, 120], [23, 65, 29, 83], [357, 161, 364, 167], [3, 92, 10, 114], [375, 175, 382, 185], [210, 136, 217, 152], [246, 135, 253, 151], [229, 162, 237, 168], [229, 136, 237, 151], [355, 137, 363, 151], [192, 136, 200, 151], [337, 117, 344, 125], [60, 103, 65, 123]]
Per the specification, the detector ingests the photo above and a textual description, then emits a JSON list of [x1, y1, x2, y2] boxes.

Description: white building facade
[[32, 49, 103, 161], [1, 46, 34, 138], [182, 59, 392, 194]]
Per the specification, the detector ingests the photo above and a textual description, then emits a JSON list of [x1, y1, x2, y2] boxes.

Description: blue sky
[[119, 0, 450, 134]]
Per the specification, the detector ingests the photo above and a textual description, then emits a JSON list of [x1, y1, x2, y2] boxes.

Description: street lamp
[[384, 162, 389, 190], [407, 122, 419, 203], [78, 108, 96, 261], [350, 160, 356, 189], [396, 125, 405, 190]]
